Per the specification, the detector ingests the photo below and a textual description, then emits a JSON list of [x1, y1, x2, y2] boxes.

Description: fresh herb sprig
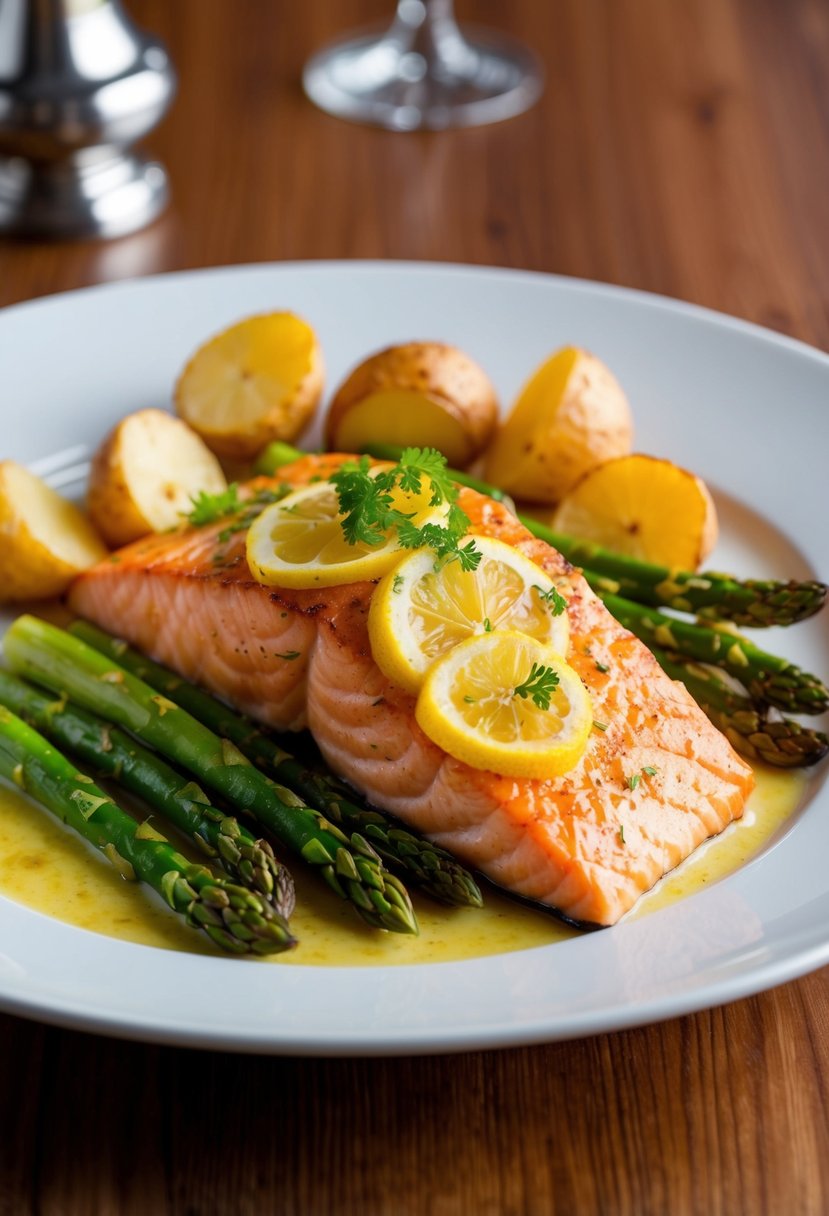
[[329, 448, 481, 571], [533, 584, 568, 617], [187, 484, 243, 526], [513, 663, 560, 711]]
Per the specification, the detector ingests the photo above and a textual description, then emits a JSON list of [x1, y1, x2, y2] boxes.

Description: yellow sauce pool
[[0, 765, 804, 965]]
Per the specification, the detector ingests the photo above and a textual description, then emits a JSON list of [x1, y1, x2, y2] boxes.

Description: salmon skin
[[69, 454, 755, 927]]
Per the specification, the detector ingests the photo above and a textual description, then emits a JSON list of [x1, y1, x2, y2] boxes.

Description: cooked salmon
[[68, 454, 755, 927]]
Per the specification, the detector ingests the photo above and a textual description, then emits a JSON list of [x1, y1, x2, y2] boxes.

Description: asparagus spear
[[0, 670, 295, 918], [69, 621, 483, 909], [3, 616, 418, 936], [0, 705, 295, 955], [650, 647, 829, 769], [598, 591, 828, 715], [350, 442, 828, 629]]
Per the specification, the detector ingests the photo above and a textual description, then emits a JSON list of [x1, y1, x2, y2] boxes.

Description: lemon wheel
[[369, 536, 570, 694], [415, 631, 592, 778], [246, 477, 445, 588]]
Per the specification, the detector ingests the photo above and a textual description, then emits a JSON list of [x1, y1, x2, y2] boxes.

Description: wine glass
[[302, 0, 543, 131]]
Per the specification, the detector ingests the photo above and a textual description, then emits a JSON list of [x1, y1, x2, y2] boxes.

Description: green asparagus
[[649, 647, 829, 769], [68, 621, 483, 908], [0, 670, 295, 917], [350, 442, 828, 628], [0, 704, 295, 955], [598, 591, 828, 715], [3, 616, 418, 936]]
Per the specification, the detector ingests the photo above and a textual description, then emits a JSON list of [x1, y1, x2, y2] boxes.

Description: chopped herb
[[513, 663, 560, 711], [618, 824, 626, 845], [275, 650, 301, 661], [628, 773, 641, 791], [533, 584, 568, 616], [593, 720, 608, 732], [187, 484, 242, 526], [595, 661, 610, 674], [483, 617, 492, 633], [642, 765, 658, 777], [463, 695, 478, 704], [392, 574, 404, 594], [328, 448, 481, 571]]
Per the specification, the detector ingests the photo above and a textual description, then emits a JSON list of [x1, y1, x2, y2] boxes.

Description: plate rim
[[1, 258, 827, 1055]]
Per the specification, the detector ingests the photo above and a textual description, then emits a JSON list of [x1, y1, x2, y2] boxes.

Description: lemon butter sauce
[[0, 765, 804, 966]]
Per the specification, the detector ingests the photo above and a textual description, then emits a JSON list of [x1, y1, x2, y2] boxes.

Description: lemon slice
[[415, 631, 592, 778], [369, 537, 570, 694], [246, 477, 445, 588]]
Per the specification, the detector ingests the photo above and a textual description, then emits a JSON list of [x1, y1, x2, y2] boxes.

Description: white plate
[[0, 261, 827, 1055]]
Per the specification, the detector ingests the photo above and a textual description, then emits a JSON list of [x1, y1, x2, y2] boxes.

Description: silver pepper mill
[[0, 0, 176, 239]]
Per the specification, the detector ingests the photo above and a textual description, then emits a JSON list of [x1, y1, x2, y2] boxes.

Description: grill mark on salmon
[[69, 456, 755, 927]]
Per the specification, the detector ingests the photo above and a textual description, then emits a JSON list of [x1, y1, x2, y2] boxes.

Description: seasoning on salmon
[[68, 454, 755, 927]]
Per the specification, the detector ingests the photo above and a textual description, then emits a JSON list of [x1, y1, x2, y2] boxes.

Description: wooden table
[[1, 2, 828, 1212]]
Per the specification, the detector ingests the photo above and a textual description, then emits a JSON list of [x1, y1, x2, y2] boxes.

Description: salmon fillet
[[69, 454, 755, 926]]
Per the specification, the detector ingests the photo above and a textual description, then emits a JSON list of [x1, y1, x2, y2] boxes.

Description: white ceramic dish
[[0, 261, 827, 1056]]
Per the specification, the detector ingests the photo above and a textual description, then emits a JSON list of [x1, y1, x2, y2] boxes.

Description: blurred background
[[2, 0, 827, 351]]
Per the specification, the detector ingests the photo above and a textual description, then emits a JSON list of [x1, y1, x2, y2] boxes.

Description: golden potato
[[325, 341, 498, 467], [174, 312, 324, 460], [87, 408, 228, 547], [484, 347, 633, 504], [0, 461, 107, 601], [551, 453, 719, 569]]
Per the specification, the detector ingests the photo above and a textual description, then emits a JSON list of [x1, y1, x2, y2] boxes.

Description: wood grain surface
[[1, 1, 829, 1213]]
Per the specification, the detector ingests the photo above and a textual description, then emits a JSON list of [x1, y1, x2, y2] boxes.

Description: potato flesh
[[87, 409, 227, 546], [175, 313, 323, 458], [551, 453, 719, 569], [0, 461, 107, 601], [333, 391, 473, 465], [484, 347, 633, 504]]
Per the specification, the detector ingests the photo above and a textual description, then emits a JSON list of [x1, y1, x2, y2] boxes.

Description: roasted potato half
[[484, 347, 633, 504], [325, 341, 498, 467], [551, 453, 719, 569], [0, 461, 108, 601], [87, 408, 227, 547], [175, 312, 324, 460]]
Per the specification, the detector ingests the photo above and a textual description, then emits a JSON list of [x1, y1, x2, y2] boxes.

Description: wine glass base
[[303, 23, 543, 131]]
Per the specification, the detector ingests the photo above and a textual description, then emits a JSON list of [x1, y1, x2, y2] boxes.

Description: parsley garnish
[[329, 449, 481, 571], [463, 695, 478, 704], [595, 660, 610, 674], [275, 650, 301, 661], [593, 720, 608, 732], [392, 574, 404, 594], [533, 584, 568, 616], [483, 617, 492, 633], [513, 663, 560, 711], [618, 825, 626, 845], [187, 484, 242, 526], [628, 765, 657, 790]]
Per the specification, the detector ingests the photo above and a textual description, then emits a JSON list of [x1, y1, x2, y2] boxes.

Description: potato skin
[[87, 409, 227, 547], [325, 341, 498, 465], [0, 461, 107, 601]]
